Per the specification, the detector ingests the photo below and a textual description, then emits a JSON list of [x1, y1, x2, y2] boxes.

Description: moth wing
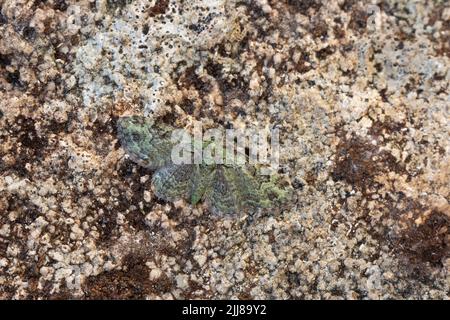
[[152, 164, 194, 202], [228, 165, 262, 209], [189, 165, 215, 205], [204, 166, 241, 216], [117, 116, 175, 169]]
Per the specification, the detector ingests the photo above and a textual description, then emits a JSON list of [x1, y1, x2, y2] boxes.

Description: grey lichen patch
[[72, 0, 231, 112], [117, 115, 291, 216]]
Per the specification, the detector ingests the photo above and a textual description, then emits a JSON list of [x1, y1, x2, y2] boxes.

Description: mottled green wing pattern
[[152, 164, 195, 202], [118, 115, 291, 216], [205, 166, 239, 215], [228, 166, 263, 209], [117, 116, 174, 169], [189, 165, 215, 205], [204, 165, 270, 215], [152, 164, 217, 205]]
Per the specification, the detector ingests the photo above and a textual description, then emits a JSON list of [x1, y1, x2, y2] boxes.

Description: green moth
[[117, 116, 175, 169], [117, 116, 290, 216]]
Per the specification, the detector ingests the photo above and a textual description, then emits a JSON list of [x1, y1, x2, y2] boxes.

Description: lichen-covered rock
[[0, 0, 449, 299]]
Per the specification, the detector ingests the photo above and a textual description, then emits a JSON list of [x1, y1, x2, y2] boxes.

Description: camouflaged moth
[[117, 116, 290, 216]]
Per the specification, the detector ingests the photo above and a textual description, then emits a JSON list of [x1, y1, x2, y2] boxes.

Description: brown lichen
[[83, 254, 173, 299], [148, 0, 170, 17], [332, 133, 405, 194]]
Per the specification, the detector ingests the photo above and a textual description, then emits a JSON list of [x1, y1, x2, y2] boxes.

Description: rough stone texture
[[0, 0, 449, 299]]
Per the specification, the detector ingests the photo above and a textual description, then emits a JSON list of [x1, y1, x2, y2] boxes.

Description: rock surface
[[0, 0, 449, 299]]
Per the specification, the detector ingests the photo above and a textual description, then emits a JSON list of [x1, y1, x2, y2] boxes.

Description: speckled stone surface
[[0, 0, 449, 299]]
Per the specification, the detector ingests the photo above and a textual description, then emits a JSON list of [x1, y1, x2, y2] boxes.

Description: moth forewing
[[152, 164, 194, 202], [189, 164, 215, 205]]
